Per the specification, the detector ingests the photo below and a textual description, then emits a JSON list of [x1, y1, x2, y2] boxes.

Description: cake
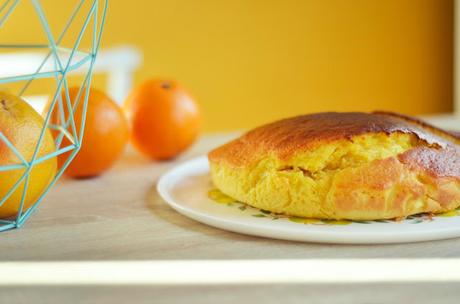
[[208, 112, 460, 220]]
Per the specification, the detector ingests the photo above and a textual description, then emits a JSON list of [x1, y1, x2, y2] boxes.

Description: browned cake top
[[208, 112, 460, 174]]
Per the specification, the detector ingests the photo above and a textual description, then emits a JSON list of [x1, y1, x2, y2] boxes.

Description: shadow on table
[[144, 182, 265, 242]]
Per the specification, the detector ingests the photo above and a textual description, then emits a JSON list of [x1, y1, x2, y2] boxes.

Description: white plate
[[157, 156, 460, 244]]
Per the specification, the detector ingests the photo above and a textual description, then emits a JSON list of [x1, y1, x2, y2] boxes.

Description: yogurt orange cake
[[208, 112, 460, 220]]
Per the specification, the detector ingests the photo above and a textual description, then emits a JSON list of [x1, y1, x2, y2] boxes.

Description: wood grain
[[1, 283, 459, 304]]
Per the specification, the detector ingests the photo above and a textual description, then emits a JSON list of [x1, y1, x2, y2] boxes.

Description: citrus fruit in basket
[[124, 79, 202, 160], [51, 87, 129, 178], [0, 91, 57, 218]]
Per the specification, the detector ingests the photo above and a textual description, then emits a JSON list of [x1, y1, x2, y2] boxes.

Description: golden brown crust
[[209, 112, 457, 168], [373, 111, 460, 145], [398, 146, 460, 179]]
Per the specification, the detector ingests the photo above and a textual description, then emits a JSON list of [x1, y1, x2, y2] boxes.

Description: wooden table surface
[[2, 132, 460, 303], [3, 133, 460, 261]]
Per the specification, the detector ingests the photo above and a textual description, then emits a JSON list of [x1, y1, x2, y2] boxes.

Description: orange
[[124, 79, 201, 160], [0, 91, 57, 218], [51, 87, 128, 178]]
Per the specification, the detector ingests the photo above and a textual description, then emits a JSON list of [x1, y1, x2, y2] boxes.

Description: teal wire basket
[[0, 0, 108, 232]]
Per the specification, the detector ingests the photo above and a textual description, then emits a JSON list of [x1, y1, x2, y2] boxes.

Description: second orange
[[51, 87, 129, 178]]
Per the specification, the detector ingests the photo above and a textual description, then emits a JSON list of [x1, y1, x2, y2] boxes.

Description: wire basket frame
[[0, 0, 108, 232]]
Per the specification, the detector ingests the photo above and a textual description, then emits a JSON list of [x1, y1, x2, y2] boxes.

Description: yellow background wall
[[1, 0, 454, 131]]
